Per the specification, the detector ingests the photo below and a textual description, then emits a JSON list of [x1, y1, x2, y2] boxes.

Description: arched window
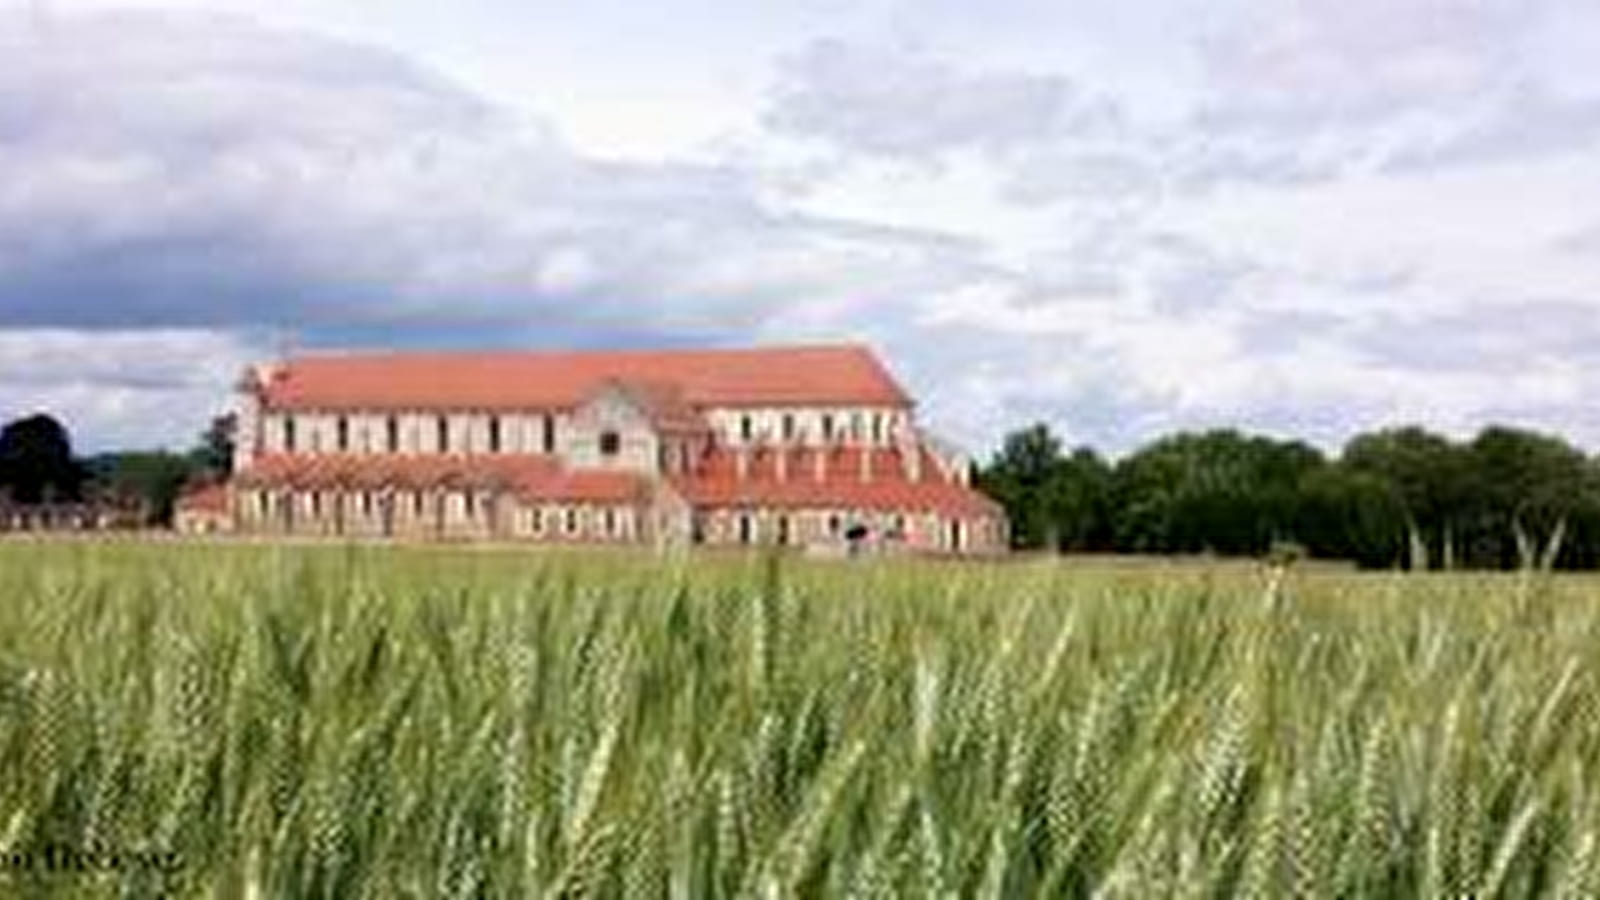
[[738, 513, 754, 545], [336, 417, 349, 453], [386, 416, 400, 453], [283, 416, 298, 453], [488, 416, 502, 453], [599, 430, 621, 456], [436, 416, 450, 453]]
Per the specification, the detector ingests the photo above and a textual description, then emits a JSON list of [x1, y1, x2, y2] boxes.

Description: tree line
[[977, 423, 1600, 569], [8, 408, 1599, 567], [0, 413, 233, 525]]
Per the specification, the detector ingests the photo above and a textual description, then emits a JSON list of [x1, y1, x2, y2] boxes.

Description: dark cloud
[[0, 9, 1025, 449], [0, 10, 988, 344]]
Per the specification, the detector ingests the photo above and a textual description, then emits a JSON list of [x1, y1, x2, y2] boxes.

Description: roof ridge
[[276, 341, 876, 365], [257, 343, 911, 411]]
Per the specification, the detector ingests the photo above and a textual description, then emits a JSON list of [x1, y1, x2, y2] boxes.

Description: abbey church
[[179, 344, 1006, 554]]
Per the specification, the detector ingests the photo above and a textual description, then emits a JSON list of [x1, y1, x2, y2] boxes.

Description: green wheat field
[[1, 542, 1598, 898]]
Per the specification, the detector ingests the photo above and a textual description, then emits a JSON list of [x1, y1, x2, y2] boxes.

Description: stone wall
[[691, 505, 1005, 555], [254, 409, 573, 456], [233, 487, 649, 544]]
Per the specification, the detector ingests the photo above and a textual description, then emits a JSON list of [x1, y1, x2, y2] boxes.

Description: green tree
[[978, 420, 1600, 569], [978, 423, 1066, 550], [0, 413, 86, 504], [1341, 427, 1467, 567], [978, 425, 1113, 551], [1457, 426, 1597, 569], [191, 413, 236, 478], [1046, 447, 1113, 552], [83, 451, 197, 526], [1294, 467, 1408, 568], [1110, 430, 1324, 556]]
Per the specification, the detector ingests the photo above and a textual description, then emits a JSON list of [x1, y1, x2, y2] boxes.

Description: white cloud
[[743, 4, 1600, 454], [0, 8, 986, 338], [5, 1, 1600, 457], [0, 329, 259, 450], [764, 38, 1121, 160], [0, 8, 1005, 448]]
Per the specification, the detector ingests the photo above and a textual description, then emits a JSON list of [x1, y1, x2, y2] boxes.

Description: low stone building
[[174, 483, 233, 535], [0, 499, 143, 533], [204, 344, 1007, 554]]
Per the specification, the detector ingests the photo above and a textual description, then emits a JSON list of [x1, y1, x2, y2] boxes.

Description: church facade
[[184, 344, 1006, 554]]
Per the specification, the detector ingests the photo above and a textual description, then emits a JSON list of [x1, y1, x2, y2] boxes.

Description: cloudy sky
[[3, 0, 1599, 455]]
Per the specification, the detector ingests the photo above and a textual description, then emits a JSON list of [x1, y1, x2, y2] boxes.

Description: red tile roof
[[175, 483, 230, 515], [254, 344, 912, 411], [237, 454, 650, 504], [673, 446, 1002, 517]]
